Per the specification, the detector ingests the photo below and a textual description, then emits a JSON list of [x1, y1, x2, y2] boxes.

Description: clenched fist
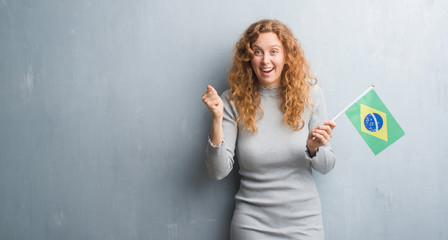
[[201, 85, 224, 120], [306, 120, 337, 157]]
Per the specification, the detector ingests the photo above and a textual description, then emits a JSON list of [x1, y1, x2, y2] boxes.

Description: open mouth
[[261, 67, 274, 73]]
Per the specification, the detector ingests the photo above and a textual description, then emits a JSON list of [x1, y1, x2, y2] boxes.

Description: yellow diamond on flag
[[360, 104, 388, 141]]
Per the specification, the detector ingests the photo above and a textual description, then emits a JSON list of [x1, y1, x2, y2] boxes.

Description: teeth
[[262, 68, 274, 72]]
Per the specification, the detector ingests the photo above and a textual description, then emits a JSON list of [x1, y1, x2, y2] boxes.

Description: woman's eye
[[254, 50, 262, 55], [272, 50, 278, 54]]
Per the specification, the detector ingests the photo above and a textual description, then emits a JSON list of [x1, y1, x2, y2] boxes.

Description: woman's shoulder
[[309, 84, 324, 103], [220, 89, 231, 99], [221, 89, 237, 106], [309, 84, 323, 96], [221, 89, 236, 106], [220, 89, 239, 119]]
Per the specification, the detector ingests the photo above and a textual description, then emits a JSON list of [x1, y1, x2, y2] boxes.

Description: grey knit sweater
[[205, 85, 335, 240]]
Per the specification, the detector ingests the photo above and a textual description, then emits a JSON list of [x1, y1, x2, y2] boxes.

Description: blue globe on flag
[[364, 113, 383, 132]]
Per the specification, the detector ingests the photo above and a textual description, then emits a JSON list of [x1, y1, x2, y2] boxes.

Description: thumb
[[324, 120, 337, 130], [207, 85, 218, 95]]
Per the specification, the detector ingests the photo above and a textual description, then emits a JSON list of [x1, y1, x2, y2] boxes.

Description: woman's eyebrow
[[252, 44, 282, 48]]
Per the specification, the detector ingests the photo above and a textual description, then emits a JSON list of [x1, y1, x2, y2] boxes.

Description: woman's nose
[[262, 55, 270, 65]]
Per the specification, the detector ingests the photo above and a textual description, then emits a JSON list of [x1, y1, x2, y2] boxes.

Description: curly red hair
[[228, 19, 316, 133]]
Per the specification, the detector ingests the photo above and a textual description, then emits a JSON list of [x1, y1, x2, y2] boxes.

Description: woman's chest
[[236, 103, 312, 172]]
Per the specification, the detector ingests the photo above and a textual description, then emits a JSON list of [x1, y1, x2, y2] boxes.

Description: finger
[[202, 89, 214, 99], [318, 124, 331, 132], [312, 132, 328, 145], [314, 129, 330, 141], [324, 120, 337, 130], [207, 85, 218, 95], [204, 89, 219, 99], [203, 95, 221, 106], [317, 125, 332, 138], [314, 131, 330, 145], [203, 88, 219, 98]]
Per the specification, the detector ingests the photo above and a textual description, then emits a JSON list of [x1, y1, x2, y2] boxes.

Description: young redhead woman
[[202, 19, 336, 240]]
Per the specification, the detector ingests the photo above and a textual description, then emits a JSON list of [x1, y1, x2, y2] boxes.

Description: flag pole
[[332, 85, 375, 121]]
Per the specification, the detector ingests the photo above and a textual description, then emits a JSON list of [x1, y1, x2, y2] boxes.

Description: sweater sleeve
[[305, 85, 336, 175], [205, 90, 238, 180]]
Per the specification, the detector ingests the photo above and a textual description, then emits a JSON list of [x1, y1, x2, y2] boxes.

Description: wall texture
[[1, 0, 447, 239]]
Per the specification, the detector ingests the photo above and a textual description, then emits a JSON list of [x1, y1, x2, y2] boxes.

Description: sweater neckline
[[259, 85, 280, 97]]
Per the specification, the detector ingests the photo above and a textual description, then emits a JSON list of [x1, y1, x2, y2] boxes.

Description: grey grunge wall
[[1, 0, 447, 239]]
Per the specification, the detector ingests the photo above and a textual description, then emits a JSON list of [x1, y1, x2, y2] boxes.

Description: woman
[[202, 19, 336, 240]]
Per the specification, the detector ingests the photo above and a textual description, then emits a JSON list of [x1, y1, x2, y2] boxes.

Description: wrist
[[212, 113, 223, 121], [210, 118, 223, 146], [306, 145, 318, 157], [306, 143, 318, 152], [212, 116, 222, 121], [212, 117, 223, 127]]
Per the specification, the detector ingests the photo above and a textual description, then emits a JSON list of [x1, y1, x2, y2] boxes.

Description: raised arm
[[202, 87, 238, 180]]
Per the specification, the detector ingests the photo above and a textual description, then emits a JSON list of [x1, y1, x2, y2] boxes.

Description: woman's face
[[251, 32, 285, 88]]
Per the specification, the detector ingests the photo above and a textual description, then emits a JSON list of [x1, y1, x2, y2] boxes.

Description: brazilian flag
[[345, 89, 405, 155]]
